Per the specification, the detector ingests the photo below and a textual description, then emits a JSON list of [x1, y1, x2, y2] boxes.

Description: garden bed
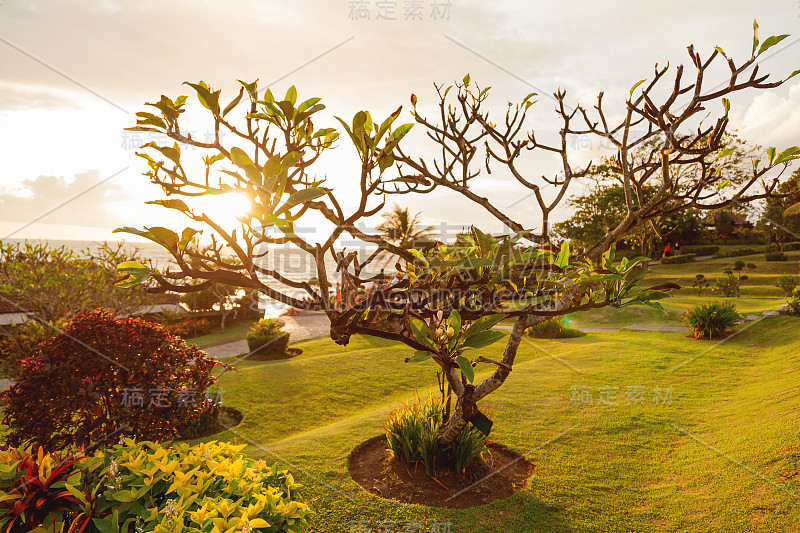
[[349, 434, 534, 509]]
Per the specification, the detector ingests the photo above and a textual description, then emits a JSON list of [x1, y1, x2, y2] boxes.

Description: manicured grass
[[568, 296, 785, 329], [567, 250, 798, 328], [644, 250, 800, 298], [199, 315, 800, 532], [185, 318, 259, 348]]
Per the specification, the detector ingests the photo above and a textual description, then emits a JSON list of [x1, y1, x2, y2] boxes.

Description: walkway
[[204, 311, 330, 359]]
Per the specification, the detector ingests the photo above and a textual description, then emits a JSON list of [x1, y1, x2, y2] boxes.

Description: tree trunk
[[435, 288, 585, 445], [436, 384, 477, 445]]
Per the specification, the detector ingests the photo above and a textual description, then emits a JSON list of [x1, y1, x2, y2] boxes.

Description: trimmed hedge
[[661, 253, 696, 264], [681, 245, 719, 255], [766, 251, 789, 261], [712, 247, 763, 258]]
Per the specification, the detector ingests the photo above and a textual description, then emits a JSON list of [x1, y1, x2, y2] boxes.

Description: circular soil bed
[[178, 406, 243, 440], [236, 347, 303, 361], [349, 435, 534, 509]]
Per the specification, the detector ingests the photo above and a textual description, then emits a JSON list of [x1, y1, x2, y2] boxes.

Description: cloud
[[0, 81, 87, 111], [737, 81, 800, 154], [0, 0, 797, 240], [0, 169, 129, 231]]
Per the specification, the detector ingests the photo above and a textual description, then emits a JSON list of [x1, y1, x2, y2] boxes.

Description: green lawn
[[197, 314, 800, 532], [185, 318, 259, 348], [644, 250, 800, 298], [564, 250, 797, 328], [567, 296, 786, 329]]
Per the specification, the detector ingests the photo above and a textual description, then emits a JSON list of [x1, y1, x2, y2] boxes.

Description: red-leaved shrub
[[1, 309, 232, 451]]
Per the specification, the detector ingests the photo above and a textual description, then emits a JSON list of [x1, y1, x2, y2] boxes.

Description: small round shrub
[[246, 318, 290, 355], [683, 301, 741, 339], [2, 308, 232, 451], [526, 316, 586, 339]]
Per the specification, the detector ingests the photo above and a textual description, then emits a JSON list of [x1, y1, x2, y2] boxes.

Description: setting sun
[[194, 192, 252, 226]]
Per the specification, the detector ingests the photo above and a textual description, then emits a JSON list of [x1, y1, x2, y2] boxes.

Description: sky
[[1, 0, 799, 245]]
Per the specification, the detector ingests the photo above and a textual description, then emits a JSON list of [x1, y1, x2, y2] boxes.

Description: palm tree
[[375, 204, 437, 266]]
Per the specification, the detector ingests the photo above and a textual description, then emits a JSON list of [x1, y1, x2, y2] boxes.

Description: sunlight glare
[[195, 192, 252, 226]]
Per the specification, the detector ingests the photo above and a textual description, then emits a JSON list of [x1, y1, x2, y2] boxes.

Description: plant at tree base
[[115, 23, 799, 445], [692, 274, 710, 296], [684, 301, 742, 339], [1, 309, 232, 451], [384, 394, 488, 475]]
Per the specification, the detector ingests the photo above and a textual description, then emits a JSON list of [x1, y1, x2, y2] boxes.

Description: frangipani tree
[[117, 24, 798, 444]]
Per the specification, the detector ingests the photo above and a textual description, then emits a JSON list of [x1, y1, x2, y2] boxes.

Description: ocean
[[4, 238, 383, 317]]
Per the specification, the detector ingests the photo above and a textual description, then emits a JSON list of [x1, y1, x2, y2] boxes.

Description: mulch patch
[[236, 347, 303, 361], [349, 434, 534, 509]]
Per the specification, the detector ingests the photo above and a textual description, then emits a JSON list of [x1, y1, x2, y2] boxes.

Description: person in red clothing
[[663, 242, 671, 258]]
